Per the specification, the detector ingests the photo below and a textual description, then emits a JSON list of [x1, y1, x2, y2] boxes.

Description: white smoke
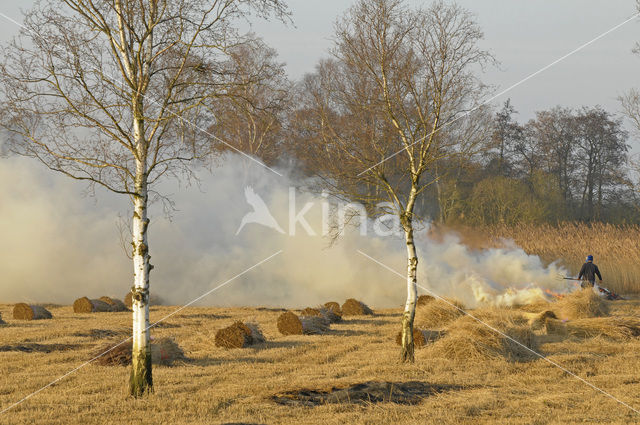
[[416, 233, 569, 307], [0, 153, 569, 308]]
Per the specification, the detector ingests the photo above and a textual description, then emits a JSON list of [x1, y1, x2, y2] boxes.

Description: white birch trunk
[[400, 224, 418, 362], [130, 116, 153, 396], [400, 184, 419, 363]]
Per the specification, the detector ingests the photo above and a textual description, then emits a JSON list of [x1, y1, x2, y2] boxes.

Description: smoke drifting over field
[[0, 154, 568, 308]]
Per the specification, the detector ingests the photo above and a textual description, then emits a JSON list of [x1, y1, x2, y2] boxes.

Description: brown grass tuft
[[94, 341, 132, 366], [341, 299, 374, 316], [277, 311, 304, 335], [324, 301, 342, 316], [277, 311, 330, 335], [521, 310, 558, 330], [151, 338, 186, 366], [0, 312, 5, 325], [416, 295, 435, 306], [553, 289, 609, 320], [395, 329, 443, 348], [12, 303, 52, 320], [415, 298, 465, 329], [215, 321, 266, 349], [427, 310, 535, 361], [73, 297, 113, 313], [301, 307, 341, 324], [215, 322, 252, 348], [245, 322, 266, 344], [299, 316, 330, 334], [301, 307, 322, 317], [99, 296, 127, 312]]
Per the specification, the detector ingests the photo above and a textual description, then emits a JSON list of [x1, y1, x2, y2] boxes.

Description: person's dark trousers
[[581, 280, 595, 289]]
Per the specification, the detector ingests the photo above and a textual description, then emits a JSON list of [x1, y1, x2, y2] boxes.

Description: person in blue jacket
[[578, 255, 602, 288]]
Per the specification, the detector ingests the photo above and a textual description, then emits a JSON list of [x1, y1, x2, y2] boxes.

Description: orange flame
[[544, 288, 564, 299]]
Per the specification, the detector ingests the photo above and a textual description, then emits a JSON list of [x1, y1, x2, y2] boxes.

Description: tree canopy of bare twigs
[[208, 36, 291, 173]]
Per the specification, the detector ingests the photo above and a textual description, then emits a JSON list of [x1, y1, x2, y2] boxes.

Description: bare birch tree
[[208, 37, 291, 174], [290, 0, 491, 362], [0, 0, 288, 396]]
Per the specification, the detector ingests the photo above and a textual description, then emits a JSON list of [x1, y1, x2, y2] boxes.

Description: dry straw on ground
[[395, 329, 443, 348], [3, 302, 640, 424], [341, 298, 374, 316], [521, 310, 558, 330], [553, 289, 609, 320], [427, 310, 535, 361], [277, 311, 330, 335], [215, 321, 266, 349], [12, 303, 52, 320], [94, 337, 185, 366], [415, 298, 465, 329], [545, 317, 640, 341], [73, 297, 114, 313]]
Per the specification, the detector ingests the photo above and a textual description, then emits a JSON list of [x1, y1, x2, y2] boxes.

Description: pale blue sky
[[1, 1, 639, 136]]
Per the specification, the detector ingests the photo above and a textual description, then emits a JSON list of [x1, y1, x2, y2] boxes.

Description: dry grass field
[[441, 223, 640, 295], [1, 297, 640, 425]]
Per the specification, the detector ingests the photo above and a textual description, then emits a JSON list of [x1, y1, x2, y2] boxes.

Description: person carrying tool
[[578, 255, 602, 288]]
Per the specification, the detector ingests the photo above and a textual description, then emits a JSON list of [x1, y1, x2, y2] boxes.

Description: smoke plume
[[0, 153, 569, 308]]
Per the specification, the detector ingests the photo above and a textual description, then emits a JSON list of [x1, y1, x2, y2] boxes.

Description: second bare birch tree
[[291, 0, 491, 362]]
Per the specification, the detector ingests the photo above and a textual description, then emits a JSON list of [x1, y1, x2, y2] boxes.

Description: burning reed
[[12, 303, 52, 320], [553, 289, 609, 320], [469, 223, 640, 295]]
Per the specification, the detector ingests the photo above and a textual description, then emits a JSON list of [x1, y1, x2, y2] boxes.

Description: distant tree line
[[215, 64, 639, 226], [416, 101, 637, 225]]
